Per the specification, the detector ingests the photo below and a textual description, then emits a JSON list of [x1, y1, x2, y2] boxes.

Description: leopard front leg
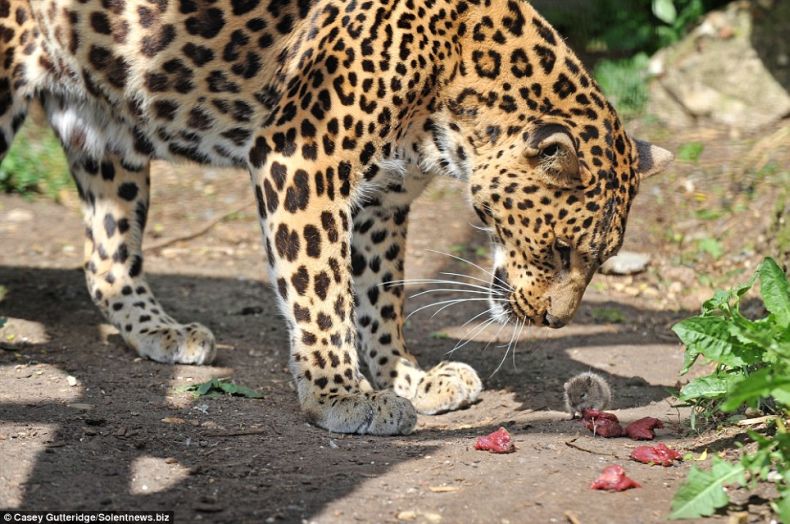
[[353, 176, 482, 415], [250, 150, 415, 435], [69, 154, 215, 365]]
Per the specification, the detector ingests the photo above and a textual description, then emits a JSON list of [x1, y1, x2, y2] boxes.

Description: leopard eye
[[540, 143, 560, 159], [555, 238, 571, 270]]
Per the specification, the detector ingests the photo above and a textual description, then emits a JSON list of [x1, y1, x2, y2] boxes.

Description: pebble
[[5, 209, 34, 222], [600, 251, 651, 275]]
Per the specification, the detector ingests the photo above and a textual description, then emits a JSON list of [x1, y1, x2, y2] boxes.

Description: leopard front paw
[[129, 322, 216, 365], [410, 361, 482, 415], [302, 389, 417, 435]]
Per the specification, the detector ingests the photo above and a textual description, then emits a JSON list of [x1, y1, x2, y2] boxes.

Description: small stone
[[424, 512, 443, 523], [6, 209, 34, 222], [67, 375, 78, 387], [161, 417, 188, 425], [397, 511, 417, 521], [599, 251, 651, 275]]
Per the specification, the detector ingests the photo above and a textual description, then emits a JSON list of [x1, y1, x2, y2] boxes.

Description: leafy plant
[[181, 378, 264, 399], [590, 306, 626, 324], [0, 121, 70, 199], [677, 142, 705, 163], [594, 54, 651, 118], [697, 237, 723, 260], [670, 257, 790, 520]]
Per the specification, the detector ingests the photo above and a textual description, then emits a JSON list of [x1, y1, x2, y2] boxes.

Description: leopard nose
[[543, 312, 566, 328]]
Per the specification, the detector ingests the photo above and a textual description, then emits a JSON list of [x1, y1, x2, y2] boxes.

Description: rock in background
[[648, 0, 790, 132]]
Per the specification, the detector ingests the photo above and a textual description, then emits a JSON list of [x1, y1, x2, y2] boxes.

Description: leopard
[[0, 0, 672, 435]]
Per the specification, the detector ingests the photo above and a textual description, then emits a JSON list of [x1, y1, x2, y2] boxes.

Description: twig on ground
[[144, 203, 253, 252], [736, 415, 778, 426], [564, 437, 619, 458]]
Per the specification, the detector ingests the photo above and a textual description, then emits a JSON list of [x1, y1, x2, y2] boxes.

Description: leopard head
[[436, 0, 672, 328]]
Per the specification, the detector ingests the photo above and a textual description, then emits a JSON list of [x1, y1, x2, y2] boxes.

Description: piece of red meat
[[630, 443, 682, 466], [581, 409, 624, 438], [590, 465, 641, 491], [582, 409, 619, 422], [474, 427, 516, 453], [624, 417, 664, 440]]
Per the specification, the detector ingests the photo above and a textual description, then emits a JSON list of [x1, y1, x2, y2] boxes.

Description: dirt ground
[[0, 121, 787, 523]]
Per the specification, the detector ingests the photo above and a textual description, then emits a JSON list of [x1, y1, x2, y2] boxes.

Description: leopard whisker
[[425, 249, 498, 281], [511, 318, 528, 372], [490, 317, 524, 377], [409, 288, 494, 299], [438, 271, 512, 293], [405, 297, 506, 322], [447, 316, 499, 355], [381, 278, 493, 292]]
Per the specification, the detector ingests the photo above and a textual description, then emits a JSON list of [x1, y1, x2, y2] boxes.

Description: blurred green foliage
[[593, 53, 651, 118], [0, 120, 70, 199], [540, 0, 731, 117]]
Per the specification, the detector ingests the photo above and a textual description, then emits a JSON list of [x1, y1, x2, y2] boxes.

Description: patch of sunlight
[[164, 366, 235, 409], [0, 364, 83, 403], [129, 456, 191, 496], [0, 423, 59, 507], [0, 318, 50, 346], [564, 344, 682, 386]]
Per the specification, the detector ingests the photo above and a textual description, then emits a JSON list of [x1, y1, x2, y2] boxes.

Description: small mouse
[[563, 371, 612, 419]]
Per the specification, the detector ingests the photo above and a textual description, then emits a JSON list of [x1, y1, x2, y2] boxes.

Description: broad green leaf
[[217, 381, 264, 399], [721, 369, 790, 411], [670, 457, 745, 519], [196, 379, 216, 396], [758, 258, 790, 328], [678, 375, 730, 402], [701, 290, 732, 315], [775, 489, 789, 524], [673, 316, 737, 373]]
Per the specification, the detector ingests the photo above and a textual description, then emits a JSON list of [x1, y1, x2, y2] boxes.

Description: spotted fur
[[0, 0, 671, 434]]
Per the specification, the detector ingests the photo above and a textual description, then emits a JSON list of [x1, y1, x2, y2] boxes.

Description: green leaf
[[670, 457, 745, 519], [673, 316, 737, 373], [698, 238, 724, 260], [721, 368, 790, 411], [196, 379, 216, 396], [775, 488, 790, 524], [758, 258, 790, 328], [678, 375, 730, 402], [701, 290, 732, 314], [653, 0, 678, 24], [217, 381, 264, 399], [676, 141, 703, 162], [0, 317, 6, 329]]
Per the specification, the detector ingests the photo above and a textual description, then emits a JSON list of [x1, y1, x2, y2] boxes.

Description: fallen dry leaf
[[428, 485, 460, 493]]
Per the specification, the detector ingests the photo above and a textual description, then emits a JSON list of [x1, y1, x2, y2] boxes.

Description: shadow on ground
[[0, 260, 693, 522]]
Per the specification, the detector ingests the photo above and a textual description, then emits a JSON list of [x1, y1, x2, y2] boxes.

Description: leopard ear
[[633, 138, 673, 179]]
